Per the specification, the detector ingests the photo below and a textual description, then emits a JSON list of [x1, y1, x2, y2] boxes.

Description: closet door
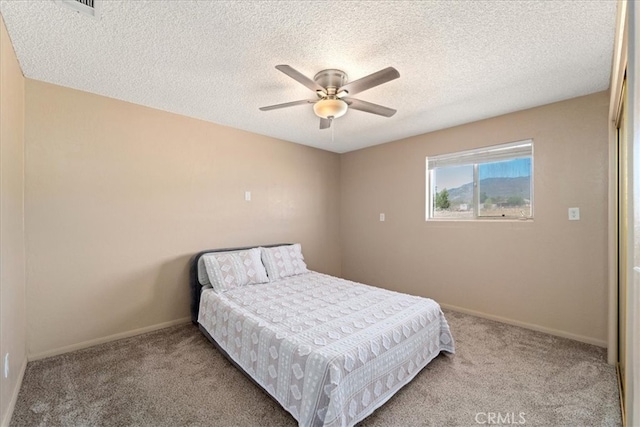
[[626, 2, 639, 423]]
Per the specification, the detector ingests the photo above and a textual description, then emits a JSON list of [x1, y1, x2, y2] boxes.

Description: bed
[[190, 244, 454, 427]]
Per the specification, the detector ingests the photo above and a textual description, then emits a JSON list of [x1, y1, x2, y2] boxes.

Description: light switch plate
[[379, 213, 385, 222], [568, 207, 580, 221]]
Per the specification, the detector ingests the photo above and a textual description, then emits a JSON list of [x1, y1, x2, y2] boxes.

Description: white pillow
[[197, 257, 210, 285], [202, 248, 269, 293], [260, 244, 308, 280]]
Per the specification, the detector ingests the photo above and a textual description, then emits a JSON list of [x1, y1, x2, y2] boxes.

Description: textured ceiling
[[0, 1, 616, 153]]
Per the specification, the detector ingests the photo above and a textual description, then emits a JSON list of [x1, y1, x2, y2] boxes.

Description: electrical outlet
[[244, 191, 251, 201], [568, 207, 580, 221], [379, 213, 385, 222], [4, 353, 8, 378]]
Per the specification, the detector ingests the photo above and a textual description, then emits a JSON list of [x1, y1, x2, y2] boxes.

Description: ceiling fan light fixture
[[313, 98, 348, 119]]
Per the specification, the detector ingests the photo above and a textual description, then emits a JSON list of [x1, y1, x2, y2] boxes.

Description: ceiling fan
[[259, 65, 400, 130]]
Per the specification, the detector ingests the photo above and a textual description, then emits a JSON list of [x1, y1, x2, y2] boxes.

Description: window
[[426, 140, 533, 220]]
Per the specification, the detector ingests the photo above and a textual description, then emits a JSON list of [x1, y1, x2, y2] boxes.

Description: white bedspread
[[198, 272, 454, 427]]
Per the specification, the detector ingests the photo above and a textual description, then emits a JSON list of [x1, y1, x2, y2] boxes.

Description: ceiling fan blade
[[275, 65, 326, 93], [259, 99, 316, 111], [345, 98, 397, 117], [319, 118, 332, 130], [338, 67, 400, 96]]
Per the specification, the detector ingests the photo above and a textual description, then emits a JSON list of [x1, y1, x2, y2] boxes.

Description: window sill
[[426, 217, 534, 222]]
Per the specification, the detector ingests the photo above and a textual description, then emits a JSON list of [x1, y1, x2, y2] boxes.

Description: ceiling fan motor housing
[[314, 69, 347, 96]]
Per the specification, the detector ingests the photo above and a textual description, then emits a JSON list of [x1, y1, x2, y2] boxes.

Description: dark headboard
[[189, 243, 291, 324]]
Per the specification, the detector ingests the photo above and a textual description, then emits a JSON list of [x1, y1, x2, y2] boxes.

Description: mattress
[[198, 271, 454, 427]]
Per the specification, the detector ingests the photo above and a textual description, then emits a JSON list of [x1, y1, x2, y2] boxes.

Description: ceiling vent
[[55, 0, 101, 19]]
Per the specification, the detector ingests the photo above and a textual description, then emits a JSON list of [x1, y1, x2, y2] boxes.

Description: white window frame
[[426, 139, 534, 221]]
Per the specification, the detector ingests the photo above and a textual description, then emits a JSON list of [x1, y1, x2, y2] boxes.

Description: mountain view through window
[[427, 141, 533, 220]]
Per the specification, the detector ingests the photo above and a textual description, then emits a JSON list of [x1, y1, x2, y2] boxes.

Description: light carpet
[[10, 310, 621, 426]]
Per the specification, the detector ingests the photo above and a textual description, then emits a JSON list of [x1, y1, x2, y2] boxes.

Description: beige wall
[[340, 92, 609, 346], [25, 80, 341, 358], [0, 15, 26, 426]]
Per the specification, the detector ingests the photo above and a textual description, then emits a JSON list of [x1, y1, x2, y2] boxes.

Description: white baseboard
[[28, 317, 192, 361], [1, 357, 27, 427], [440, 303, 607, 348]]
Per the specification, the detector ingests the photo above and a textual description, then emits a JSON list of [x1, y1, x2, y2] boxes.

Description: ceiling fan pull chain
[[331, 118, 335, 144]]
